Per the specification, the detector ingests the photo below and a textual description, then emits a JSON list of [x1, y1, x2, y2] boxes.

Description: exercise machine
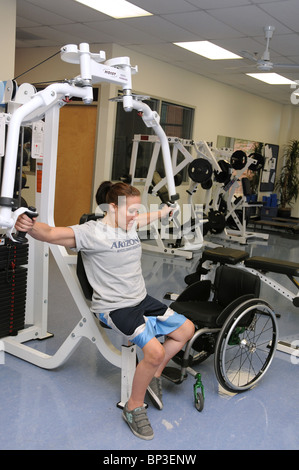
[[129, 135, 210, 259], [205, 148, 268, 244], [128, 135, 267, 259], [0, 43, 179, 407]]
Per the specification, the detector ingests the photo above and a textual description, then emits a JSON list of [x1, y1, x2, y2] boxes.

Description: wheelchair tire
[[214, 298, 278, 393], [195, 391, 204, 412]]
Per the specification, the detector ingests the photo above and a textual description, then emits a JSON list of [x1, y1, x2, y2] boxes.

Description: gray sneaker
[[122, 403, 154, 440], [147, 376, 163, 410]]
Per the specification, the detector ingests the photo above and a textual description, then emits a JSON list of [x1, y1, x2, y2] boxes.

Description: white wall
[[14, 43, 299, 216], [0, 0, 16, 80]]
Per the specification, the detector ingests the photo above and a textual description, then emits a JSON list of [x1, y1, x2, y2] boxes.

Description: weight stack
[[0, 238, 29, 338]]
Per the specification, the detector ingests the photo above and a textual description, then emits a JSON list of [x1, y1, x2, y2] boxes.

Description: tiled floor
[[0, 230, 298, 450]]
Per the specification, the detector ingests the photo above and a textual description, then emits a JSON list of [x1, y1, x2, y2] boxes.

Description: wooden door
[[54, 105, 97, 227]]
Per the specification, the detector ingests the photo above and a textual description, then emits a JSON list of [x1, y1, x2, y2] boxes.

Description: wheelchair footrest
[[162, 366, 187, 384]]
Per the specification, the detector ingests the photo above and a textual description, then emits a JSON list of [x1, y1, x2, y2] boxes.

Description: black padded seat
[[171, 265, 260, 329], [245, 256, 299, 277], [171, 299, 223, 328], [201, 247, 250, 265]]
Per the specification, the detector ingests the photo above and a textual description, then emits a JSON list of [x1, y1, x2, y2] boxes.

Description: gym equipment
[[230, 150, 247, 170], [130, 135, 267, 255], [251, 215, 299, 235], [13, 206, 38, 243], [0, 237, 29, 338], [207, 151, 267, 245], [163, 263, 277, 411], [0, 43, 179, 408], [129, 136, 228, 258], [188, 158, 213, 184]]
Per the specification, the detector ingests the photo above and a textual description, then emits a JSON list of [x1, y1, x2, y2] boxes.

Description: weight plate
[[248, 152, 264, 171], [201, 178, 213, 190], [214, 159, 231, 183], [230, 150, 247, 170], [188, 158, 212, 183]]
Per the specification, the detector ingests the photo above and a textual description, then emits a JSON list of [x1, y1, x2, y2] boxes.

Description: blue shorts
[[99, 295, 187, 349]]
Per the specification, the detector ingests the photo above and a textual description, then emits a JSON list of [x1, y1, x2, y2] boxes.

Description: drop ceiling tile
[[16, 16, 40, 28], [18, 0, 109, 22], [120, 16, 203, 42], [18, 26, 81, 45], [52, 23, 115, 44], [187, 0, 251, 7], [86, 20, 162, 45], [131, 0, 197, 15], [161, 10, 243, 39], [208, 4, 292, 35], [259, 0, 299, 32], [16, 0, 73, 25], [268, 33, 299, 56]]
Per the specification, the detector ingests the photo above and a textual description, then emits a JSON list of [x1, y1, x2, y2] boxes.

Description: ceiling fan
[[240, 26, 299, 71]]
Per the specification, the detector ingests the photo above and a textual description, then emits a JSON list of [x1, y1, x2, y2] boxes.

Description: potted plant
[[275, 139, 299, 218]]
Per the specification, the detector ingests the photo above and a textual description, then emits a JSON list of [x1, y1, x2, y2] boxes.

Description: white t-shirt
[[71, 219, 147, 314]]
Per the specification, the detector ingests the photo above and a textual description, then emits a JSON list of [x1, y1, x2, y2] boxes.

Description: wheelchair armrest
[[174, 280, 212, 303], [215, 293, 255, 326]]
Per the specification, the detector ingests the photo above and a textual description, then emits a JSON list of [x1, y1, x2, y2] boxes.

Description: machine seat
[[244, 256, 299, 277], [201, 246, 249, 265]]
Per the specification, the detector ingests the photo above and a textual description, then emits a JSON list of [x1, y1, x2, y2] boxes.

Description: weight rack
[[0, 237, 28, 338]]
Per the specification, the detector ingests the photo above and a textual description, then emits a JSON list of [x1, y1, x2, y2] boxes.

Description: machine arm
[[0, 43, 178, 229]]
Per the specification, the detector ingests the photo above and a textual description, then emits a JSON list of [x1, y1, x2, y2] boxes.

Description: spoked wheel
[[214, 299, 278, 393]]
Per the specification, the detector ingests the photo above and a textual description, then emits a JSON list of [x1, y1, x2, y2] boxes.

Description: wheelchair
[[163, 264, 278, 411]]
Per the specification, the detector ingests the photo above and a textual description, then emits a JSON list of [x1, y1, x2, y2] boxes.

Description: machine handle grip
[[14, 206, 38, 243]]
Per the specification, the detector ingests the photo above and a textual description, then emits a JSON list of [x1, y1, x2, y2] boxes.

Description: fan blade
[[224, 64, 256, 70], [239, 51, 258, 62], [272, 63, 299, 69]]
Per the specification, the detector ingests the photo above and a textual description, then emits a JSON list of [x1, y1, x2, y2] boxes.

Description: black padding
[[76, 213, 103, 302], [201, 246, 249, 265], [76, 213, 111, 329], [241, 177, 251, 197], [245, 256, 299, 277], [76, 251, 93, 301]]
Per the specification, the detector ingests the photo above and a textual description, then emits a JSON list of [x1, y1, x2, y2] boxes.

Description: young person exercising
[[15, 181, 194, 440]]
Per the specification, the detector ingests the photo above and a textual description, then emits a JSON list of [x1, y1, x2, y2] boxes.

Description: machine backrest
[[241, 177, 251, 197], [213, 264, 260, 307], [76, 213, 103, 301]]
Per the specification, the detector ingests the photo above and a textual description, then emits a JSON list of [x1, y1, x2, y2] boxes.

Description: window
[[111, 96, 194, 182]]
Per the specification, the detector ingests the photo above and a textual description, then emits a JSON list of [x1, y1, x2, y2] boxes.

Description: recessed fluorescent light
[[74, 0, 152, 18], [246, 73, 296, 85], [174, 41, 242, 60]]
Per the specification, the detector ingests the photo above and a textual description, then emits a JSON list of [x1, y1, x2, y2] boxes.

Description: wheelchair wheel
[[214, 298, 278, 393], [195, 391, 204, 412]]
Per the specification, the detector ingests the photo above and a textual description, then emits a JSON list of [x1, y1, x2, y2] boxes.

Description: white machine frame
[[128, 135, 267, 260], [130, 134, 206, 259], [206, 147, 268, 245], [0, 43, 179, 407]]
